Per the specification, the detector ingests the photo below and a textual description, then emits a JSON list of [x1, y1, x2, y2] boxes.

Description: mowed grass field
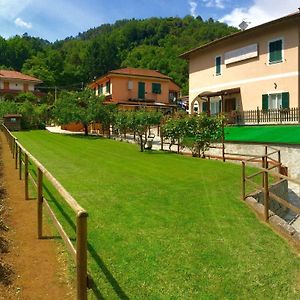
[[225, 125, 300, 144], [14, 130, 300, 299]]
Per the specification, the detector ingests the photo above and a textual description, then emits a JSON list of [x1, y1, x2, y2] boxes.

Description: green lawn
[[225, 125, 300, 144], [14, 130, 300, 299]]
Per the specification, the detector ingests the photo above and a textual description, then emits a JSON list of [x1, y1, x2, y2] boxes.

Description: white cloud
[[202, 0, 225, 9], [220, 0, 298, 28], [189, 0, 198, 18], [14, 17, 32, 29]]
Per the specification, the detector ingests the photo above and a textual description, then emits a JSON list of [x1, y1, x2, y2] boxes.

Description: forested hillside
[[0, 16, 238, 94]]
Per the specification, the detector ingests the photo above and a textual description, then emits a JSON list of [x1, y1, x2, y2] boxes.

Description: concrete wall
[[188, 21, 299, 112], [206, 142, 300, 180]]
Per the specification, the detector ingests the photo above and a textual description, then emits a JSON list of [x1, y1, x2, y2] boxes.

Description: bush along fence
[[1, 124, 89, 300], [241, 145, 300, 223], [228, 107, 300, 124]]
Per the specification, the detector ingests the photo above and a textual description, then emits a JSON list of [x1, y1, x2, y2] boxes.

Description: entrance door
[[4, 81, 9, 90], [225, 98, 236, 112], [138, 82, 145, 99]]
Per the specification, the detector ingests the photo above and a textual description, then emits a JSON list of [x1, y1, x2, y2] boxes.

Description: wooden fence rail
[[241, 146, 300, 222], [1, 125, 88, 300], [228, 107, 300, 124]]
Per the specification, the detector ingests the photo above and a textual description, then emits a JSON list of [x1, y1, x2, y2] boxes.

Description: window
[[262, 92, 289, 109], [268, 39, 283, 64], [152, 83, 161, 94], [98, 84, 103, 95], [210, 100, 222, 115], [106, 81, 111, 94], [215, 56, 221, 75]]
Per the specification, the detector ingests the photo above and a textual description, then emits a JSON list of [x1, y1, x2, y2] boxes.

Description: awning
[[199, 87, 240, 99]]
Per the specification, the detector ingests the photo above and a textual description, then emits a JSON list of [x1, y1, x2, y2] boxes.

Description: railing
[[1, 124, 88, 300], [227, 107, 300, 124], [241, 145, 300, 222]]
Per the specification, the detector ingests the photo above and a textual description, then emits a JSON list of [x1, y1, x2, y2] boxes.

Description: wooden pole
[[15, 143, 18, 169], [263, 157, 269, 222], [76, 211, 88, 300], [242, 161, 245, 200], [37, 168, 43, 239], [278, 150, 281, 174], [25, 154, 29, 200], [19, 146, 22, 180], [222, 120, 225, 162], [160, 132, 164, 151]]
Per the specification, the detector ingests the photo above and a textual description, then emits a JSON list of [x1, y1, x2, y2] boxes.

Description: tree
[[54, 89, 102, 135]]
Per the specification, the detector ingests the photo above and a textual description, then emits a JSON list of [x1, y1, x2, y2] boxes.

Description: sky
[[0, 0, 299, 42]]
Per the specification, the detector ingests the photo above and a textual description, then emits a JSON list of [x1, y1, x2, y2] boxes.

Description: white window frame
[[267, 37, 284, 66], [215, 55, 222, 76], [267, 91, 283, 109]]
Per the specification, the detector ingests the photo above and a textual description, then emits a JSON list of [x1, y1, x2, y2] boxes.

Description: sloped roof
[[169, 80, 180, 91], [180, 11, 300, 59], [109, 68, 171, 79], [0, 70, 42, 83]]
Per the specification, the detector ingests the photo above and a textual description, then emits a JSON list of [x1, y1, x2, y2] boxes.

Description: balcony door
[[138, 82, 145, 100]]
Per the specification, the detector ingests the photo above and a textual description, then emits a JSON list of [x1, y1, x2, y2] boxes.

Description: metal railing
[[1, 125, 88, 300]]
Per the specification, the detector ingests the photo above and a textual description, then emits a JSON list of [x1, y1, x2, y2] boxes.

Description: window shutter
[[282, 92, 289, 109], [269, 40, 282, 63], [218, 100, 222, 113], [262, 94, 268, 110], [216, 56, 221, 75], [202, 101, 208, 112]]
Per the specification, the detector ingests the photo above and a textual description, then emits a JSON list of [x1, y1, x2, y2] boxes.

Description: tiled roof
[[0, 70, 42, 83], [169, 80, 180, 91], [109, 68, 171, 79]]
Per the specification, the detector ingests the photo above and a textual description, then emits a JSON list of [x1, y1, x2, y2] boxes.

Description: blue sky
[[0, 0, 298, 41]]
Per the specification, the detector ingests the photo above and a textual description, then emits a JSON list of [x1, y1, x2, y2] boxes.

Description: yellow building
[[181, 11, 300, 116]]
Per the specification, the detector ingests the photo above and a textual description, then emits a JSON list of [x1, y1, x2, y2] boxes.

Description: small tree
[[183, 114, 224, 157], [54, 89, 102, 135]]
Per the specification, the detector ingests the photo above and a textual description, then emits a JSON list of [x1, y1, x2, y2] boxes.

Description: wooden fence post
[[19, 146, 22, 180], [263, 157, 269, 222], [15, 143, 18, 169], [160, 133, 164, 151], [278, 150, 281, 174], [76, 211, 88, 300], [37, 168, 43, 239], [25, 154, 29, 200], [256, 107, 260, 124], [241, 161, 245, 200]]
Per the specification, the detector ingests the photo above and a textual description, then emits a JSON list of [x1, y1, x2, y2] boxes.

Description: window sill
[[268, 60, 283, 65]]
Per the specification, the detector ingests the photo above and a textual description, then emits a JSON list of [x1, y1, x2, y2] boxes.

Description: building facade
[[0, 70, 43, 98], [89, 68, 180, 112], [181, 12, 300, 116]]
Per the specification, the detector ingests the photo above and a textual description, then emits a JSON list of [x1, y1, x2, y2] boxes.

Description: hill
[[0, 16, 238, 94]]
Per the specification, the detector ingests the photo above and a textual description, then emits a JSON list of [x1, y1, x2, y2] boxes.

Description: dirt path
[[0, 132, 73, 300]]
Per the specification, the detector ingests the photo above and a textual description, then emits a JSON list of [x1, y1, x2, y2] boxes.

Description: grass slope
[[14, 130, 300, 299], [225, 125, 300, 144]]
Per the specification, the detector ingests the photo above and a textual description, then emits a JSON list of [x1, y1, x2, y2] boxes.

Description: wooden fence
[[228, 107, 300, 124], [1, 125, 88, 300], [241, 145, 300, 222]]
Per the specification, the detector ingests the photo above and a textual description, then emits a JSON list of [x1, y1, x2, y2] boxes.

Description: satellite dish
[[239, 20, 249, 31]]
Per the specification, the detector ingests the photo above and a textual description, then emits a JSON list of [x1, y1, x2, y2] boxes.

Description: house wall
[[188, 21, 299, 112], [110, 76, 170, 103], [0, 80, 35, 91]]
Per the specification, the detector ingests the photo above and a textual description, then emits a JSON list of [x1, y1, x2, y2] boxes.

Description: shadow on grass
[[37, 174, 129, 300]]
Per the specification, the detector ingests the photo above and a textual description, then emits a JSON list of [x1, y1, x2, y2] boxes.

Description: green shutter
[[138, 82, 145, 99], [202, 101, 208, 112], [282, 92, 289, 109], [152, 83, 161, 94], [218, 100, 222, 113], [269, 40, 282, 63], [216, 56, 221, 75], [262, 94, 268, 110]]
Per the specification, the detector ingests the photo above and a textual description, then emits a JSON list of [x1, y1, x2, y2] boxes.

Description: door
[[138, 82, 145, 99], [225, 98, 236, 112], [4, 81, 9, 90]]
